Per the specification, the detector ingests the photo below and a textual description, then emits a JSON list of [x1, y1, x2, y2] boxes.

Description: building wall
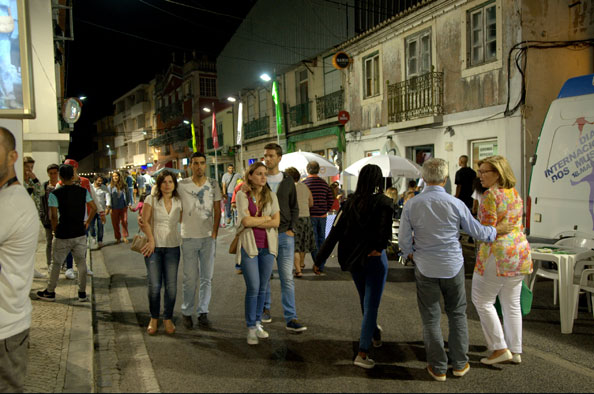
[[520, 0, 594, 179], [5, 1, 70, 184]]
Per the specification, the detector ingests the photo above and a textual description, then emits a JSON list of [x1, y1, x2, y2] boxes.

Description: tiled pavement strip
[[25, 232, 93, 393]]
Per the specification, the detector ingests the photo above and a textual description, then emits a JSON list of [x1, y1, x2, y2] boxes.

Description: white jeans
[[472, 256, 524, 353]]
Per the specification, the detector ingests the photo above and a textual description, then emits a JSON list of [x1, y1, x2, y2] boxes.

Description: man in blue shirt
[[399, 158, 509, 382]]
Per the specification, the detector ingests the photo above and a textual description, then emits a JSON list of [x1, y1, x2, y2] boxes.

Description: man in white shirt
[[0, 127, 39, 392], [178, 152, 222, 329]]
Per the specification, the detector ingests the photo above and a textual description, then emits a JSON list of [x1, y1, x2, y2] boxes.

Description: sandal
[[294, 272, 303, 278], [147, 318, 158, 335], [163, 319, 176, 335]]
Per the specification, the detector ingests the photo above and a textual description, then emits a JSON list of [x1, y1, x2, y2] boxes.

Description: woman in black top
[[314, 164, 394, 369]]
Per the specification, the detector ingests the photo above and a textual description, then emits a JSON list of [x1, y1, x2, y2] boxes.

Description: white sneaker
[[256, 323, 269, 339], [91, 238, 98, 249], [511, 353, 522, 364], [87, 268, 94, 276], [34, 269, 46, 278], [247, 327, 259, 345], [65, 268, 76, 280]]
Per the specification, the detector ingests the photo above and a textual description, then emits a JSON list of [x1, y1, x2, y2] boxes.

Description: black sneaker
[[78, 291, 89, 302], [182, 314, 193, 329], [198, 313, 211, 329], [261, 308, 272, 323], [37, 289, 56, 302], [286, 319, 307, 332]]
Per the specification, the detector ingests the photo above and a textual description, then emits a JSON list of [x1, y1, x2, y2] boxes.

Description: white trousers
[[472, 256, 524, 353]]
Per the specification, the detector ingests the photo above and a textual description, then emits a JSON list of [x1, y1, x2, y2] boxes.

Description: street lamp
[[259, 73, 271, 82], [106, 144, 113, 170]]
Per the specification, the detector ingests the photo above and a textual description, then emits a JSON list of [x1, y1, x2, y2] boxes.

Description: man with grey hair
[[399, 158, 510, 382]]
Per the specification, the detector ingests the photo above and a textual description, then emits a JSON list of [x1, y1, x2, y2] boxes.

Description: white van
[[528, 74, 594, 243]]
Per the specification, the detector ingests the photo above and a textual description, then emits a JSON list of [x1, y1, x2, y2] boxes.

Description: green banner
[[272, 81, 283, 136]]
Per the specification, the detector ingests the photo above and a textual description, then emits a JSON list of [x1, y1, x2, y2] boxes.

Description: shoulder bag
[[131, 196, 154, 254]]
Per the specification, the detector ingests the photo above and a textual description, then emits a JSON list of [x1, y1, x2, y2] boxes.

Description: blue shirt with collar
[[399, 185, 496, 279]]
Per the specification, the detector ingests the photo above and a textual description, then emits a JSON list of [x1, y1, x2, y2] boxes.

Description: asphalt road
[[95, 210, 594, 393]]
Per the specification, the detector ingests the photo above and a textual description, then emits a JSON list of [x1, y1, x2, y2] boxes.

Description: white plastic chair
[[530, 237, 594, 305]]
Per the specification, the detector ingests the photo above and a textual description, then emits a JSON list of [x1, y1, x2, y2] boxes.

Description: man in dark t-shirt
[[454, 155, 477, 210], [37, 164, 96, 302]]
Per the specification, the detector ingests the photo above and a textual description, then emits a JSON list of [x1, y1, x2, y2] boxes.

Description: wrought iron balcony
[[316, 90, 343, 121], [244, 116, 269, 140], [158, 102, 183, 123], [149, 125, 191, 147], [387, 72, 444, 123], [289, 101, 312, 128]]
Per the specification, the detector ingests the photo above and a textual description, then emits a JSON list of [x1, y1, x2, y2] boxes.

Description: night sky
[[66, 0, 256, 160]]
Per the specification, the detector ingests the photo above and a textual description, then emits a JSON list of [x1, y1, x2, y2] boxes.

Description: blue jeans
[[350, 251, 388, 352], [225, 193, 233, 220], [415, 266, 469, 374], [145, 247, 180, 319], [310, 217, 327, 269], [241, 247, 275, 327], [181, 237, 216, 316], [264, 232, 297, 323], [89, 213, 104, 242]]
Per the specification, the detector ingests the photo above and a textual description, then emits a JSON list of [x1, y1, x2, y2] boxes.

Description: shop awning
[[287, 125, 346, 153]]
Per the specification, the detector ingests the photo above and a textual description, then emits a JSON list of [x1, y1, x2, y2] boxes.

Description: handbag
[[0, 8, 14, 34], [494, 280, 533, 317], [229, 227, 244, 254], [131, 197, 154, 254]]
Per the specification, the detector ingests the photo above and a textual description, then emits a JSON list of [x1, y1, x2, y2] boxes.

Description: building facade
[[112, 82, 157, 171]]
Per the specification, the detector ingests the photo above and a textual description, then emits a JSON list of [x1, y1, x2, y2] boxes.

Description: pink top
[[475, 187, 532, 277], [248, 194, 268, 249]]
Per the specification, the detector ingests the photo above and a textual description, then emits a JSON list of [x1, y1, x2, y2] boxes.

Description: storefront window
[[471, 139, 498, 170]]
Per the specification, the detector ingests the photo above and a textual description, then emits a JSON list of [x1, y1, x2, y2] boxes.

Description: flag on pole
[[212, 110, 219, 149], [272, 81, 283, 136], [191, 120, 197, 152]]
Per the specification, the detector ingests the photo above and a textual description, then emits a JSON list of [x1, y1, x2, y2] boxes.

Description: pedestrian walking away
[[235, 162, 280, 344], [40, 164, 60, 272], [261, 143, 306, 332], [106, 170, 131, 244], [472, 155, 532, 366], [125, 170, 135, 205], [302, 161, 334, 273], [0, 127, 39, 393], [399, 158, 512, 381], [177, 152, 221, 330], [138, 170, 182, 336], [136, 170, 146, 197], [37, 164, 97, 303], [221, 164, 241, 226], [284, 167, 314, 278], [90, 175, 108, 249], [315, 164, 393, 369]]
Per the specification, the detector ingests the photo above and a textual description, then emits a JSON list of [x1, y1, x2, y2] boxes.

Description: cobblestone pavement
[[24, 228, 94, 393]]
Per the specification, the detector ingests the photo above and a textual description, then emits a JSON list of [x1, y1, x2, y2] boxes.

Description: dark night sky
[[66, 0, 256, 160]]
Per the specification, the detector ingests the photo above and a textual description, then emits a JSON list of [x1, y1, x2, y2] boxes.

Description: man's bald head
[[0, 127, 16, 152]]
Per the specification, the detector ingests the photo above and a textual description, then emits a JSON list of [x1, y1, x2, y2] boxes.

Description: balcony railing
[[244, 116, 269, 140], [149, 125, 191, 147], [387, 72, 444, 123], [289, 101, 312, 128], [316, 90, 343, 121], [158, 102, 183, 123]]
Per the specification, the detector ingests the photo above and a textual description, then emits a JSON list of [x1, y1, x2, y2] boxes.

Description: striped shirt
[[302, 175, 333, 217]]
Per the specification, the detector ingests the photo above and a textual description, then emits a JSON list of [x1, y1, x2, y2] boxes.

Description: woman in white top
[[235, 162, 280, 345], [139, 171, 182, 336]]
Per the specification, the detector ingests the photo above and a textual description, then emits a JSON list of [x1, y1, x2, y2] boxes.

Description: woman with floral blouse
[[471, 155, 532, 365]]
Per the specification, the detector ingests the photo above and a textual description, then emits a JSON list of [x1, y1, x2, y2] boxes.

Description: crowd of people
[[0, 121, 533, 390]]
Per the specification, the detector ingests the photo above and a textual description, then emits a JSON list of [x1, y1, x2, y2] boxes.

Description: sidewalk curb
[[62, 244, 94, 393]]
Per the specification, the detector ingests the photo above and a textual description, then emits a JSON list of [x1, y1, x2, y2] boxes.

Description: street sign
[[338, 110, 350, 125], [332, 51, 351, 69]]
